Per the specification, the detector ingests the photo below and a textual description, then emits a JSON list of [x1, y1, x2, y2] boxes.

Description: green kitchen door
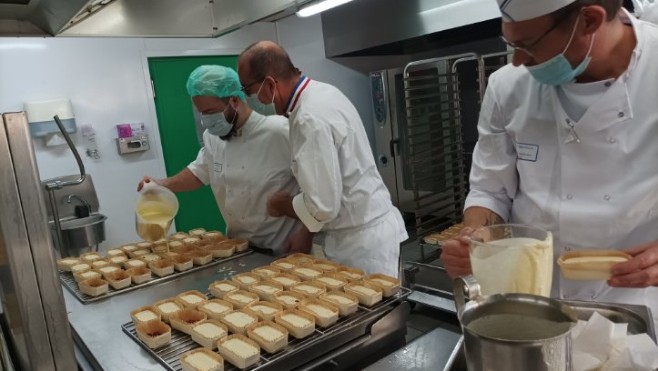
[[148, 55, 238, 233]]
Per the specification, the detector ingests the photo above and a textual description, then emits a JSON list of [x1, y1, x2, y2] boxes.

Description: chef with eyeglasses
[[237, 41, 408, 277], [440, 0, 658, 327]]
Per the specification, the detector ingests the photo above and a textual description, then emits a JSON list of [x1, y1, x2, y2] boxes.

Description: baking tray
[[122, 287, 412, 371], [60, 249, 253, 304]]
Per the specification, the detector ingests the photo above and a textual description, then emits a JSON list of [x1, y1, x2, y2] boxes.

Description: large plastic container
[[135, 181, 179, 242]]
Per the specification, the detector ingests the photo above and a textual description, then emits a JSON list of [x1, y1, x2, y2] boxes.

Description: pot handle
[[453, 275, 481, 315]]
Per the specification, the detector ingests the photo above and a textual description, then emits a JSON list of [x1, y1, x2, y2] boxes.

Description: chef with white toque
[[440, 0, 658, 327]]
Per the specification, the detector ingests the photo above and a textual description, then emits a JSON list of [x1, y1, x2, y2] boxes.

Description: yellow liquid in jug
[[470, 237, 553, 297], [136, 202, 174, 244]]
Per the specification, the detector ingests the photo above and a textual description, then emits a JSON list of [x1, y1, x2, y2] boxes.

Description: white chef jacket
[[286, 77, 408, 276], [465, 12, 658, 326], [187, 111, 304, 254]]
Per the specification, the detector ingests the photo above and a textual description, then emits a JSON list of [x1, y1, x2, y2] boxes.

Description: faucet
[[65, 194, 92, 217]]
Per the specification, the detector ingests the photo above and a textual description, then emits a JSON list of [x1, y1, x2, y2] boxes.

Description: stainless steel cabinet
[[0, 112, 76, 370]]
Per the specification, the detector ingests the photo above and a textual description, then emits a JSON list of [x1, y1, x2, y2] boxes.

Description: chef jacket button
[[618, 112, 625, 118], [608, 138, 617, 144], [565, 118, 571, 124], [564, 246, 572, 251], [566, 194, 573, 200], [605, 81, 612, 87], [604, 194, 611, 201]]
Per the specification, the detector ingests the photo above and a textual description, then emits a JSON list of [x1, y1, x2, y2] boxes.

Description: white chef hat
[[497, 0, 578, 22]]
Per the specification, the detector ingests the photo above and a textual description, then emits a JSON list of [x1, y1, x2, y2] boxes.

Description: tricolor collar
[[285, 76, 311, 117]]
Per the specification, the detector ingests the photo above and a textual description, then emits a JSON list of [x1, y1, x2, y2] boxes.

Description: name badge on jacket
[[517, 143, 539, 162]]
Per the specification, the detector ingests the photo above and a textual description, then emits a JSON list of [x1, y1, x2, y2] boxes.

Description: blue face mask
[[200, 104, 236, 138], [526, 16, 595, 86], [247, 94, 276, 116], [247, 79, 277, 116]]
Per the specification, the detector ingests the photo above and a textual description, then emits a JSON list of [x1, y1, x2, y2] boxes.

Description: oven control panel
[[370, 71, 387, 126]]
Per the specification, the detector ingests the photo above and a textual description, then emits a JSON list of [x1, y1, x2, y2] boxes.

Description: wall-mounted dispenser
[[25, 98, 77, 147], [116, 123, 150, 155]]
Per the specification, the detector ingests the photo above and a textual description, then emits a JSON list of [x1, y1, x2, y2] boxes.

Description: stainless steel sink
[[50, 213, 107, 256], [444, 301, 657, 371], [59, 214, 106, 230]]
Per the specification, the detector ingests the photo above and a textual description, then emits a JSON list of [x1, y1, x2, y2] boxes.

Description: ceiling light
[[297, 0, 354, 18]]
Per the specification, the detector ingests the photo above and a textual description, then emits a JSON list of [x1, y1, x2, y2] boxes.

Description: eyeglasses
[[500, 11, 576, 57], [240, 80, 262, 93]]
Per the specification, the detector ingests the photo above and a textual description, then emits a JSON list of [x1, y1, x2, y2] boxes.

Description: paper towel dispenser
[[25, 99, 77, 146]]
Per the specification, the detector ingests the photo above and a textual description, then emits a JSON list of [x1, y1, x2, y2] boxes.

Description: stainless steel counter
[[64, 252, 274, 371], [364, 326, 462, 371]]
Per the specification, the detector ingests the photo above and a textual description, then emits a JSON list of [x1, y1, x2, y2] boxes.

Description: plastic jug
[[469, 224, 553, 297], [135, 181, 179, 243]]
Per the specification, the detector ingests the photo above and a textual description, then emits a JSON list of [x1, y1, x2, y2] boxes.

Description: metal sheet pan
[[61, 250, 253, 304], [122, 287, 412, 371]]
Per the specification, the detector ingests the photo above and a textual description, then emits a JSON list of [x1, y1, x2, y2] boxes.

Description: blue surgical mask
[[247, 94, 276, 116], [200, 104, 236, 138], [526, 16, 596, 86], [247, 79, 277, 116]]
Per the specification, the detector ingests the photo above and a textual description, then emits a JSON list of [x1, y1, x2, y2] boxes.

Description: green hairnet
[[186, 65, 246, 100]]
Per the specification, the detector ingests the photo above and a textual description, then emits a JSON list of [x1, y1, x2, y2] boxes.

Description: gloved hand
[[632, 0, 658, 24], [137, 176, 163, 192]]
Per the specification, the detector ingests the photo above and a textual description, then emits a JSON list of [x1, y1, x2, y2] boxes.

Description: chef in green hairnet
[[139, 65, 312, 255]]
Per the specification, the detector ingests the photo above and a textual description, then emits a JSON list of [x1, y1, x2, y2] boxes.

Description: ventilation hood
[[0, 0, 315, 37], [0, 0, 501, 41], [63, 0, 308, 37], [321, 0, 504, 57], [0, 0, 95, 36]]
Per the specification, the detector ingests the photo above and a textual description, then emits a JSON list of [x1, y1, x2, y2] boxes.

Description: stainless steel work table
[[364, 326, 462, 371], [64, 252, 273, 371]]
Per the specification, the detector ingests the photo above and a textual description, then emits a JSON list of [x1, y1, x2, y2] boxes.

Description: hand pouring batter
[[135, 181, 179, 245]]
